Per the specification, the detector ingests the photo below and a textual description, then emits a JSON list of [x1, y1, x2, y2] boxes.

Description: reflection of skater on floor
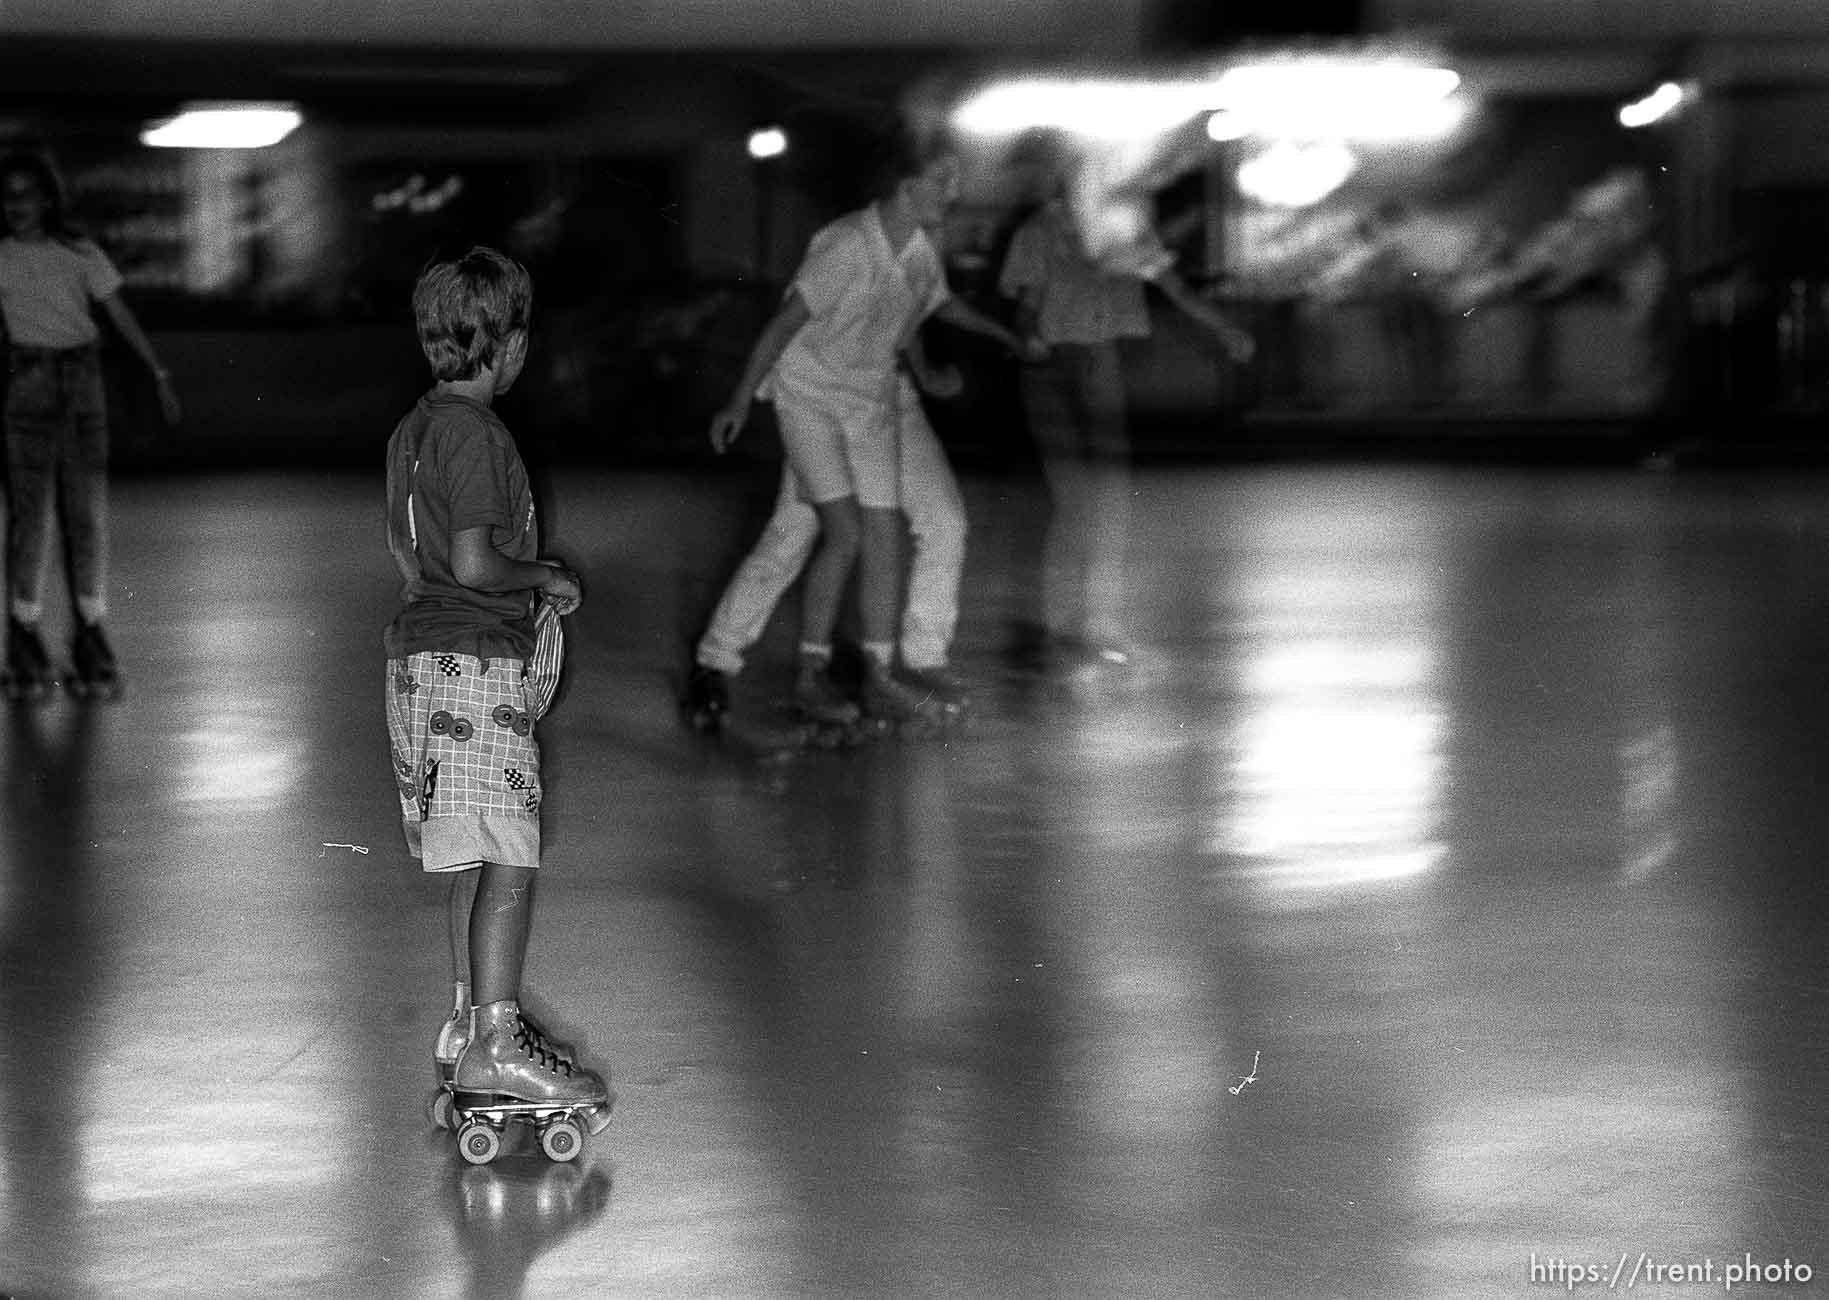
[[0, 703, 99, 1291], [997, 171, 1251, 671], [685, 129, 1039, 733], [446, 1161, 612, 1300]]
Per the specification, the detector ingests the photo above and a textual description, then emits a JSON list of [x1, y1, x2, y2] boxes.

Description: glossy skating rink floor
[[0, 458, 1825, 1300]]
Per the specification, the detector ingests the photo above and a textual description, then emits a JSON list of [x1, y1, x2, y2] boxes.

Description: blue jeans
[[4, 344, 109, 616]]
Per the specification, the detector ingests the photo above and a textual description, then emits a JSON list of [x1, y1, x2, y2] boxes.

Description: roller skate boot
[[449, 1000, 614, 1165], [2, 618, 53, 701], [430, 995, 584, 1132], [793, 655, 860, 727], [429, 987, 471, 1131], [68, 620, 122, 700], [682, 662, 731, 735]]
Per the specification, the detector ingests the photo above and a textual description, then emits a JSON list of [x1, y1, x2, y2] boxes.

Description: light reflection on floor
[[1206, 483, 1448, 895]]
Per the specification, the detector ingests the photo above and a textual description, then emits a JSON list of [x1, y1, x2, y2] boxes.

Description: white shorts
[[772, 380, 904, 510]]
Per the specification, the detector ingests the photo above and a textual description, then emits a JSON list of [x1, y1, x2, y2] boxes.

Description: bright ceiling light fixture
[[141, 102, 303, 150], [953, 77, 1220, 142], [1618, 81, 1691, 129], [1213, 59, 1465, 141], [746, 126, 789, 161], [952, 58, 1464, 146], [1237, 140, 1358, 207]]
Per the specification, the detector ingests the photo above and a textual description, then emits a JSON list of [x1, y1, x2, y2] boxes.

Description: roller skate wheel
[[540, 1116, 584, 1162], [428, 1089, 456, 1132], [456, 1118, 502, 1165]]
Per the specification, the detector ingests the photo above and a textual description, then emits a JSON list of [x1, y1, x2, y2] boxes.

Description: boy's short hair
[[411, 246, 532, 382]]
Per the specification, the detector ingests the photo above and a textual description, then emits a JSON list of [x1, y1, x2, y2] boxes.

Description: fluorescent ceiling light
[[141, 102, 303, 150], [747, 127, 788, 160], [1212, 60, 1466, 140], [954, 78, 1218, 141], [1215, 61, 1459, 109], [1618, 81, 1690, 129], [953, 60, 1464, 144]]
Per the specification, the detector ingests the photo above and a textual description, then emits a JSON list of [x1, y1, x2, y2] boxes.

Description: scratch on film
[[1229, 1051, 1261, 1096]]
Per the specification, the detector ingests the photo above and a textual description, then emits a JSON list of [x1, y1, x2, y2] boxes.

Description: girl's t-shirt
[[0, 237, 123, 349]]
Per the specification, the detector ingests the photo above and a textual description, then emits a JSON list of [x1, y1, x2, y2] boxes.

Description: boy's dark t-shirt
[[384, 389, 538, 661]]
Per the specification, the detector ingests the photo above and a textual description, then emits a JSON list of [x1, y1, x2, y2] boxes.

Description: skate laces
[[513, 1014, 577, 1076]]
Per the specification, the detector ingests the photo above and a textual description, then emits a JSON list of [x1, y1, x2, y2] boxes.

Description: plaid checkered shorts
[[386, 651, 542, 871]]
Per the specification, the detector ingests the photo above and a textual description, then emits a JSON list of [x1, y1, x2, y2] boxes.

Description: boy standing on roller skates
[[383, 247, 610, 1159]]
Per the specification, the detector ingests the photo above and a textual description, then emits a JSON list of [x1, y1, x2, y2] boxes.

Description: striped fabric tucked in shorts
[[526, 599, 564, 721]]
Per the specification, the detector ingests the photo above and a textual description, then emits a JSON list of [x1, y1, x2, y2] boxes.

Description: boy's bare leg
[[431, 869, 483, 1120], [447, 869, 479, 985], [454, 860, 608, 1125], [469, 862, 537, 1007], [442, 862, 578, 1084]]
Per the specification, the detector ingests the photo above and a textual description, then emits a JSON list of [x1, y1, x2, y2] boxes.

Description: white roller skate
[[448, 1000, 614, 1165]]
